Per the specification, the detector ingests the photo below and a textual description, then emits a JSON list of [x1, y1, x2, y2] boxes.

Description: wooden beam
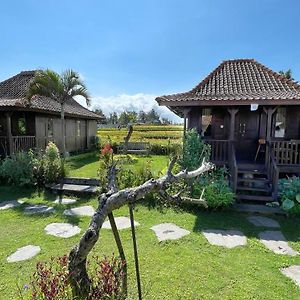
[[5, 113, 13, 155]]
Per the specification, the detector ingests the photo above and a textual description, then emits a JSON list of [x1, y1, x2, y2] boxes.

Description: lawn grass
[[66, 152, 169, 178], [1, 153, 300, 299], [1, 186, 300, 299]]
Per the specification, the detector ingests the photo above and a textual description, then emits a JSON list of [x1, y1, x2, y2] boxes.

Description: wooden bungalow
[[0, 71, 100, 157], [156, 59, 300, 203]]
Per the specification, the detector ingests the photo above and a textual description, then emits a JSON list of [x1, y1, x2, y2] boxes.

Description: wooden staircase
[[236, 164, 274, 203]]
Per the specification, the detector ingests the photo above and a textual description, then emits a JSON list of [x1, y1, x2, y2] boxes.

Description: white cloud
[[75, 93, 182, 123]]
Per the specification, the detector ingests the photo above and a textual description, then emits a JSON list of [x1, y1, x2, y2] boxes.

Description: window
[[17, 118, 27, 135], [77, 121, 81, 137], [202, 108, 212, 137], [274, 107, 286, 138], [47, 118, 54, 137]]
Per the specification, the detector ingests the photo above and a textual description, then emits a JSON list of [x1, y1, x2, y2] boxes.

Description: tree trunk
[[68, 160, 213, 299], [61, 102, 66, 157]]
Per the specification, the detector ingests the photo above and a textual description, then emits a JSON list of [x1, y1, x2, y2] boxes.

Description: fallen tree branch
[[68, 158, 214, 298]]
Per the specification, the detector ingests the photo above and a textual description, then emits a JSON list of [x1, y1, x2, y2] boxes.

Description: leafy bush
[[278, 177, 300, 213], [22, 254, 125, 300], [0, 151, 36, 186], [150, 142, 182, 155], [0, 142, 66, 187], [192, 167, 234, 209], [181, 129, 211, 171]]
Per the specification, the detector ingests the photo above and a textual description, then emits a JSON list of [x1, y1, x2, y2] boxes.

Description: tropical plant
[[27, 69, 90, 157], [278, 176, 300, 213]]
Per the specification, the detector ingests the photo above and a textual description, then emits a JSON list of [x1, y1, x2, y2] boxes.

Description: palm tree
[[27, 69, 90, 157]]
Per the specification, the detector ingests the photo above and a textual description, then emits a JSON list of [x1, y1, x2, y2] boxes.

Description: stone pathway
[[151, 223, 190, 241], [7, 245, 41, 263], [102, 216, 139, 230], [202, 229, 247, 248], [247, 215, 280, 228], [280, 265, 300, 287], [0, 200, 24, 210], [63, 205, 95, 217], [45, 223, 81, 238], [24, 205, 55, 214], [54, 198, 77, 205], [258, 231, 298, 256]]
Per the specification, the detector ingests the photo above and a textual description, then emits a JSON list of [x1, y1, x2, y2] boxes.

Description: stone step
[[236, 194, 274, 202], [231, 203, 286, 216]]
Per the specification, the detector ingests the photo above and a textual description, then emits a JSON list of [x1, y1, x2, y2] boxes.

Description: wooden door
[[235, 110, 260, 161]]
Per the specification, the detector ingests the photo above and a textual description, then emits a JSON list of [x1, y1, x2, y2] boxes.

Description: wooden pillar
[[183, 108, 191, 137], [5, 113, 13, 155], [227, 108, 238, 142], [263, 106, 277, 160]]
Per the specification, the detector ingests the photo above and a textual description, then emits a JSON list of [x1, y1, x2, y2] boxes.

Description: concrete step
[[231, 203, 286, 216]]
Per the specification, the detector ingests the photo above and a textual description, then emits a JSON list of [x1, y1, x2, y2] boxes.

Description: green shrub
[[181, 129, 211, 171], [278, 177, 300, 214], [192, 167, 234, 209], [0, 151, 36, 186], [150, 142, 182, 155], [42, 142, 66, 184], [0, 142, 66, 187]]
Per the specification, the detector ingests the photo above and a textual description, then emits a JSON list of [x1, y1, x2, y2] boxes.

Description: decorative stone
[[54, 198, 77, 205], [7, 245, 41, 262], [258, 231, 298, 256], [24, 205, 55, 214], [247, 215, 280, 228], [202, 229, 247, 248], [63, 205, 95, 217], [281, 265, 300, 287], [0, 200, 24, 210], [151, 223, 190, 241], [45, 223, 81, 238], [102, 216, 139, 230]]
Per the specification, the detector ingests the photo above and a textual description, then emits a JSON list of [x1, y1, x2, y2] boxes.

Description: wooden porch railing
[[12, 136, 36, 153], [269, 140, 300, 165], [204, 139, 230, 165], [0, 136, 8, 155], [266, 142, 279, 200]]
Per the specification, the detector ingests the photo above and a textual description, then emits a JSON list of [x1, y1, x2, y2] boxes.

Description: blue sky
[[1, 0, 300, 122]]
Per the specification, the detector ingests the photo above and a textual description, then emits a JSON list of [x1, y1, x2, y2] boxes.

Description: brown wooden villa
[[0, 71, 100, 157], [156, 59, 300, 203]]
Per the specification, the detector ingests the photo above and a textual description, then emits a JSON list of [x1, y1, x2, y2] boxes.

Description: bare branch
[[69, 159, 214, 298]]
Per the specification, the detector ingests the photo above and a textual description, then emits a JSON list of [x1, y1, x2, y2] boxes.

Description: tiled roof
[[156, 59, 300, 105], [0, 71, 100, 119]]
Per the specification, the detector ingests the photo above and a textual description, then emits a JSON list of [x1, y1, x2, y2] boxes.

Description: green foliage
[[192, 167, 234, 209], [150, 142, 182, 155], [279, 176, 300, 213], [0, 142, 66, 187], [0, 151, 36, 186], [181, 129, 211, 171]]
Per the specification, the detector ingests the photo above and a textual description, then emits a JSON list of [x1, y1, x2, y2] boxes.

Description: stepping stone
[[102, 216, 139, 230], [258, 231, 298, 256], [0, 200, 24, 210], [281, 265, 300, 287], [54, 198, 77, 205], [63, 205, 95, 217], [45, 223, 81, 238], [24, 205, 55, 214], [202, 229, 247, 248], [247, 216, 280, 228], [151, 223, 190, 241], [7, 245, 41, 263]]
